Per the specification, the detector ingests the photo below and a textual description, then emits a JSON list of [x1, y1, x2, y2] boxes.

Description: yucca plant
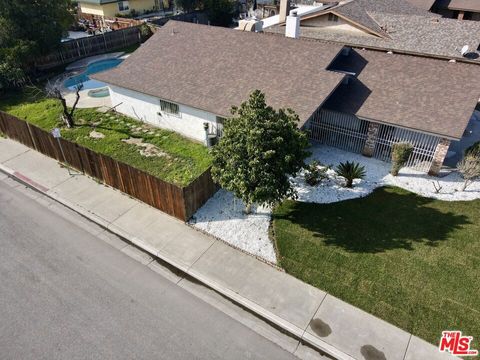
[[336, 161, 366, 188], [391, 142, 414, 176]]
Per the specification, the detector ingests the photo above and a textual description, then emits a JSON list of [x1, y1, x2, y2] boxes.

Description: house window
[[118, 1, 130, 12], [328, 13, 339, 22], [216, 116, 226, 137], [160, 99, 180, 116]]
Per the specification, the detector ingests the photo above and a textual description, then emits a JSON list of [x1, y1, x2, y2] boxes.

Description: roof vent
[[460, 45, 469, 56]]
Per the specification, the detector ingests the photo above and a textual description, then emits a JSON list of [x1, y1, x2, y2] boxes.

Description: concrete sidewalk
[[0, 138, 457, 360]]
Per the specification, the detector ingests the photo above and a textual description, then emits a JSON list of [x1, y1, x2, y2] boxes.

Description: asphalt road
[[0, 175, 298, 360]]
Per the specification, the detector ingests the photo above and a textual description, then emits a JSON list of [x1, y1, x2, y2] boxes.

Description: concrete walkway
[[0, 137, 457, 360]]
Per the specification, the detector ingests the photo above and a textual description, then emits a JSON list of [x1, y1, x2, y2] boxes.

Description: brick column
[[428, 138, 451, 176], [362, 122, 380, 157]]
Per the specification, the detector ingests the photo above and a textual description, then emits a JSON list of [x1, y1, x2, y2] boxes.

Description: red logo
[[439, 331, 478, 356]]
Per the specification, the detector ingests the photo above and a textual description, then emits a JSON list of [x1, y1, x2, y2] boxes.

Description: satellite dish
[[461, 45, 469, 56]]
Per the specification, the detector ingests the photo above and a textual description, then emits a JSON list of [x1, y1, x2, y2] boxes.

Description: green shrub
[[304, 160, 328, 186], [336, 161, 366, 188], [465, 141, 480, 157], [391, 142, 413, 176]]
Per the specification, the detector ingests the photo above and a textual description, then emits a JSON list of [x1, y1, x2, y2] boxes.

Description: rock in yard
[[89, 130, 105, 139]]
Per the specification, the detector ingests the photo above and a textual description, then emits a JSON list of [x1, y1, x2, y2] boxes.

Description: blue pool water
[[64, 58, 123, 90]]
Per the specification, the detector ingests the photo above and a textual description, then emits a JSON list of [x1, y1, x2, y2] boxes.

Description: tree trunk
[[461, 179, 470, 192], [346, 179, 353, 188], [60, 97, 74, 128], [244, 203, 252, 214]]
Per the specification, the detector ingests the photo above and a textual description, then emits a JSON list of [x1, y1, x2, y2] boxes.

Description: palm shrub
[[391, 142, 413, 176], [336, 161, 366, 188]]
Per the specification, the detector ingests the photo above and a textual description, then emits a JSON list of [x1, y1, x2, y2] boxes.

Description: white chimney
[[286, 10, 300, 39], [279, 0, 291, 23]]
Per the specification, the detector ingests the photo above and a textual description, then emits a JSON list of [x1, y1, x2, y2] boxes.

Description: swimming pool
[[64, 58, 123, 90]]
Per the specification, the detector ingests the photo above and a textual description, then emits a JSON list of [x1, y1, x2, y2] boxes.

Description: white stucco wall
[[108, 85, 219, 143]]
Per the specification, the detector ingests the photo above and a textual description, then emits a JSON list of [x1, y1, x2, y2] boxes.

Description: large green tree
[[204, 0, 236, 27], [175, 0, 203, 12], [211, 90, 310, 213], [0, 0, 73, 89]]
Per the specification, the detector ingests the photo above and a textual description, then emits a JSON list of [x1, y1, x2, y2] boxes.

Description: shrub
[[336, 161, 366, 188], [304, 160, 328, 186], [465, 141, 480, 157], [391, 142, 413, 176], [457, 153, 480, 191]]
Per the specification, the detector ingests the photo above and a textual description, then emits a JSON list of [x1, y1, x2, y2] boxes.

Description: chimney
[[285, 10, 300, 39], [279, 0, 291, 23]]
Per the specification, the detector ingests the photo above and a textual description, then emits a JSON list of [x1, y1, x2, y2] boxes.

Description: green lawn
[[272, 187, 480, 348], [0, 90, 212, 186]]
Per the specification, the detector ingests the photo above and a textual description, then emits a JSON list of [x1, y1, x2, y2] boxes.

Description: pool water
[[64, 58, 123, 90]]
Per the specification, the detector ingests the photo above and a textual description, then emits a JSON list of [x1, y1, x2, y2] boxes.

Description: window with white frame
[[216, 116, 226, 137], [160, 99, 180, 116], [118, 1, 130, 11]]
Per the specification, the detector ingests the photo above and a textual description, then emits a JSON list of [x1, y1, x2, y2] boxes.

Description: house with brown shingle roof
[[263, 0, 480, 60], [94, 21, 480, 175], [93, 20, 345, 142], [433, 0, 480, 21]]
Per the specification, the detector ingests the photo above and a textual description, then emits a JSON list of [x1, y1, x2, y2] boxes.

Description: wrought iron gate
[[309, 109, 368, 153], [308, 109, 440, 172]]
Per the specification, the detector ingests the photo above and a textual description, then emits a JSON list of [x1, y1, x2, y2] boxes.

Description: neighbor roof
[[267, 11, 480, 60], [324, 48, 480, 139], [405, 0, 437, 10], [331, 0, 435, 37], [437, 0, 480, 12], [78, 0, 119, 4], [93, 21, 345, 122]]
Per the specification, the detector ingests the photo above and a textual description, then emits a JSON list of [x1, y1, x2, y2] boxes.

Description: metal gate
[[309, 109, 369, 153], [308, 109, 440, 172], [373, 124, 440, 172]]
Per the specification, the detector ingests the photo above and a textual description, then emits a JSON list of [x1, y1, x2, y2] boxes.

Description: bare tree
[[457, 153, 480, 191], [46, 79, 83, 128]]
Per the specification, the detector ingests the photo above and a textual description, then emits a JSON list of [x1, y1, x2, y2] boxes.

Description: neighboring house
[[433, 0, 480, 21], [263, 0, 480, 60], [79, 0, 158, 25], [93, 21, 480, 175]]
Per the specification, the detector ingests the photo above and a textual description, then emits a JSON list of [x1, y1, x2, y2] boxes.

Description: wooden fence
[[0, 111, 217, 221], [35, 26, 144, 70]]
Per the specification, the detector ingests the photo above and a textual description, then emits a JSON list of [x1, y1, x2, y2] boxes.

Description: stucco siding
[[109, 85, 217, 142], [79, 0, 156, 17], [80, 2, 120, 17], [301, 14, 371, 36], [129, 0, 156, 12]]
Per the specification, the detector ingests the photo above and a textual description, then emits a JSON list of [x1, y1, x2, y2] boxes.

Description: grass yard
[[272, 186, 480, 348], [0, 90, 212, 186]]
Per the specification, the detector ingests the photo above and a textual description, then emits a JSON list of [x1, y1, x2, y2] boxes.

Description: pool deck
[[64, 88, 112, 109], [65, 52, 125, 71]]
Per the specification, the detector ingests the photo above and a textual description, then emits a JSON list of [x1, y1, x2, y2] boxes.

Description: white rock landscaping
[[191, 144, 480, 264]]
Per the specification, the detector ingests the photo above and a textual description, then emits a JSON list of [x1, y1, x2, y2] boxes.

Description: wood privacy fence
[[35, 26, 144, 70], [0, 111, 218, 221]]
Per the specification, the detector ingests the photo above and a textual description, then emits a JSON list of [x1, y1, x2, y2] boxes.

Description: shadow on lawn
[[274, 187, 470, 253]]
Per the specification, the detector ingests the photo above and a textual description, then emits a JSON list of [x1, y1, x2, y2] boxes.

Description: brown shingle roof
[[93, 21, 345, 122], [405, 0, 437, 11], [324, 48, 480, 139]]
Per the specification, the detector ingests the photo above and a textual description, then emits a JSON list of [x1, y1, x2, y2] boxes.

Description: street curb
[[0, 165, 355, 360]]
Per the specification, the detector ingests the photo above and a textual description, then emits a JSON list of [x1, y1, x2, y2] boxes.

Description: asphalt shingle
[[93, 21, 345, 123]]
